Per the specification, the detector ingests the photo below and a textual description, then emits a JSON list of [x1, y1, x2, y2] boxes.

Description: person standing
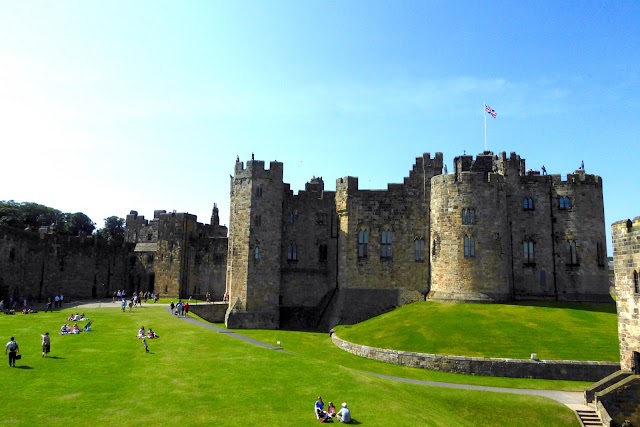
[[41, 332, 50, 357], [59, 294, 64, 308], [45, 298, 52, 313], [5, 337, 19, 367], [142, 338, 149, 353], [54, 295, 60, 309]]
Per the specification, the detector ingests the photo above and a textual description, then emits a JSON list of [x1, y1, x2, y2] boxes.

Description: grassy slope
[[0, 306, 578, 426], [334, 301, 619, 361]]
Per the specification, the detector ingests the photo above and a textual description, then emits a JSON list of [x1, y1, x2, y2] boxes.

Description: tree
[[98, 216, 125, 240], [64, 212, 96, 236]]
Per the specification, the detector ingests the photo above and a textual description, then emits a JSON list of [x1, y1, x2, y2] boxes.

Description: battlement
[[612, 216, 640, 232], [550, 171, 603, 187], [433, 170, 505, 186], [234, 158, 284, 180], [336, 176, 359, 194]]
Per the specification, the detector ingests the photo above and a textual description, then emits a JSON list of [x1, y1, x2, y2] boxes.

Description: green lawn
[[0, 305, 580, 426], [334, 301, 619, 361]]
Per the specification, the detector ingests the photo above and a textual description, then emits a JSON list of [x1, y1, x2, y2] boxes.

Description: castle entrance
[[633, 351, 640, 374]]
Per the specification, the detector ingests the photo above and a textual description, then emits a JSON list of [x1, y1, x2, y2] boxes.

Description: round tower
[[429, 166, 512, 302]]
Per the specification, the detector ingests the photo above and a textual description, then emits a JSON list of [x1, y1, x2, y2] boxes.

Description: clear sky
[[1, 1, 638, 254]]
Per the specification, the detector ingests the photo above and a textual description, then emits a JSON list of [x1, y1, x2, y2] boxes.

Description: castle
[[223, 151, 610, 329], [0, 150, 611, 331]]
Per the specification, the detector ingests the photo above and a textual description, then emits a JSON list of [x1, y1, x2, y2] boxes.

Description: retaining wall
[[331, 334, 619, 381]]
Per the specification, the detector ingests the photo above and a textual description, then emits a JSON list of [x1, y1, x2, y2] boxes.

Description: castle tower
[[429, 153, 511, 301], [612, 217, 640, 372], [154, 211, 198, 299], [226, 158, 284, 328]]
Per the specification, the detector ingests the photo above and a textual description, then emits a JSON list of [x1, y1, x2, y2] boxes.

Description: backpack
[[9, 342, 17, 351]]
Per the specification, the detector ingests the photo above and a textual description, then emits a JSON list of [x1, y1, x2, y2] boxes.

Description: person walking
[[5, 337, 19, 367], [45, 298, 52, 313], [41, 332, 50, 357], [142, 338, 149, 353]]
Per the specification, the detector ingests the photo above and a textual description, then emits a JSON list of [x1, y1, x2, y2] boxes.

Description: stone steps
[[576, 409, 603, 426]]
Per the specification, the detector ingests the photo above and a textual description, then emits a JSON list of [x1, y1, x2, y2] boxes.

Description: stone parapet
[[331, 334, 619, 381]]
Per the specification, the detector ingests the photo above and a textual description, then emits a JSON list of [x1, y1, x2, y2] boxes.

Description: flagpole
[[484, 103, 487, 152]]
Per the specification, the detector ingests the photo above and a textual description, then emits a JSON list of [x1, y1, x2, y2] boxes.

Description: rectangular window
[[523, 197, 534, 211], [380, 230, 392, 259], [318, 244, 328, 262], [414, 238, 425, 262], [358, 228, 369, 258], [289, 212, 295, 224], [255, 215, 262, 227], [462, 208, 476, 225], [567, 240, 578, 266], [523, 240, 534, 264], [287, 243, 298, 262], [464, 235, 475, 258], [255, 187, 263, 197]]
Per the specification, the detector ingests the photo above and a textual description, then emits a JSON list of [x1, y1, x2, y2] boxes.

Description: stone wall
[[0, 225, 135, 302], [596, 376, 640, 426], [331, 333, 619, 381], [189, 302, 228, 323], [612, 217, 640, 371]]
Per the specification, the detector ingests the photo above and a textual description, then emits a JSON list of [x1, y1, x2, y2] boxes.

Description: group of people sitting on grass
[[21, 308, 38, 314], [136, 326, 159, 339], [60, 323, 82, 334], [66, 312, 88, 322], [314, 396, 351, 423]]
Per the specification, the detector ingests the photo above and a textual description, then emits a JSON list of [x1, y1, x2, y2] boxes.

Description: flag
[[485, 104, 497, 118]]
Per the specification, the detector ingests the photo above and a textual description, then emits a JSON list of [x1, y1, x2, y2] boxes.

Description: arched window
[[634, 270, 639, 294], [566, 240, 578, 266], [254, 246, 260, 260], [357, 226, 369, 258], [380, 228, 392, 259], [464, 235, 475, 258], [462, 208, 476, 225], [559, 196, 571, 209], [523, 197, 534, 210], [414, 237, 425, 262], [287, 243, 298, 262], [523, 239, 535, 264]]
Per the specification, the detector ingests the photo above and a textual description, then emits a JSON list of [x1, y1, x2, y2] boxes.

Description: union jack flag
[[485, 104, 497, 118]]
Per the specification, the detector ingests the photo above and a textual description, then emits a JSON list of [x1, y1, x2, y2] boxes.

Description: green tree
[[65, 212, 96, 235], [98, 216, 125, 240]]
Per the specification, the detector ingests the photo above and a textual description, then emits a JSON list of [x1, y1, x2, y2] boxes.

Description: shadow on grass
[[506, 301, 616, 313], [47, 356, 66, 359], [15, 365, 34, 369]]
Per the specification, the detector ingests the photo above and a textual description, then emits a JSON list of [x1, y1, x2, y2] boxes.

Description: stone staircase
[[575, 408, 604, 426]]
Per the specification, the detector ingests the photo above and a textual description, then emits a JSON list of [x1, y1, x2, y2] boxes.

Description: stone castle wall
[[612, 217, 640, 371], [0, 225, 134, 302]]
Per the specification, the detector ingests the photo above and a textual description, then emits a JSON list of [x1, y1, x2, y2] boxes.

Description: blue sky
[[1, 1, 638, 254]]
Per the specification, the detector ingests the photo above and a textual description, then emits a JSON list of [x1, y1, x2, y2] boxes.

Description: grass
[[0, 304, 581, 426], [334, 301, 619, 361]]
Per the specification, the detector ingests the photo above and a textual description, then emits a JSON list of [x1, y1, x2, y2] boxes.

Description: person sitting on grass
[[147, 328, 158, 338], [327, 402, 337, 418], [137, 326, 145, 338], [72, 323, 81, 334], [60, 324, 71, 334], [336, 403, 351, 424]]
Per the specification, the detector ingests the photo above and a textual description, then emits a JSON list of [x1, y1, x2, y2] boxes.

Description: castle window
[[464, 235, 475, 258], [566, 240, 578, 266], [596, 242, 606, 267], [318, 244, 328, 262], [462, 208, 476, 225], [634, 271, 639, 294], [523, 239, 535, 264], [380, 228, 392, 259], [147, 233, 153, 241], [287, 243, 298, 262], [414, 238, 425, 262], [289, 212, 295, 224], [147, 254, 154, 263], [559, 196, 571, 210], [255, 187, 263, 197], [255, 215, 262, 227], [357, 226, 369, 258], [254, 246, 260, 260], [523, 197, 534, 211], [9, 247, 15, 260]]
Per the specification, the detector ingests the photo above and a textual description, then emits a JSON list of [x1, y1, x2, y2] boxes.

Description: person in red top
[[184, 302, 190, 316]]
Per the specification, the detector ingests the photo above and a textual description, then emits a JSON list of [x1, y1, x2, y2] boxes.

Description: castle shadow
[[505, 301, 616, 314]]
